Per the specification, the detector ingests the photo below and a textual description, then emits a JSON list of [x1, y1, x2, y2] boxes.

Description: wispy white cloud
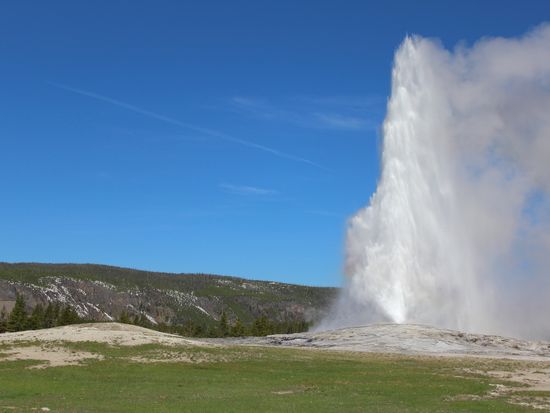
[[313, 113, 373, 131], [219, 183, 278, 196], [230, 96, 291, 121], [228, 94, 383, 131], [49, 83, 323, 169]]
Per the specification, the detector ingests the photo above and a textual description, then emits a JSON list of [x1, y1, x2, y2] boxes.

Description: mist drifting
[[322, 25, 550, 339]]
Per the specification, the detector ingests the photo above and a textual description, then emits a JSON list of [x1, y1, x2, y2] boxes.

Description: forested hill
[[0, 263, 337, 331]]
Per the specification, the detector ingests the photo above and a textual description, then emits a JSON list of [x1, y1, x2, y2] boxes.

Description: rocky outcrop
[[0, 263, 337, 327]]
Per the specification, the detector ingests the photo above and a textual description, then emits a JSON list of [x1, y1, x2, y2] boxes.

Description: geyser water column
[[344, 37, 485, 330], [323, 26, 550, 338]]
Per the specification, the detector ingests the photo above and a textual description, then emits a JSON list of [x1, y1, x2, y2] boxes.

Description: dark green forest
[[0, 294, 82, 333], [0, 294, 309, 338]]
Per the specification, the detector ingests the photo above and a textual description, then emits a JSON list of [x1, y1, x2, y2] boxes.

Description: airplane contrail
[[50, 82, 324, 169]]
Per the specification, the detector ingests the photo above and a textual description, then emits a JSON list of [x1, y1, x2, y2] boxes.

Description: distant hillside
[[0, 263, 337, 329]]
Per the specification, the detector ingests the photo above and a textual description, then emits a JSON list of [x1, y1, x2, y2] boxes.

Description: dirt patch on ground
[[0, 346, 228, 369], [486, 367, 550, 391], [127, 350, 228, 364], [0, 324, 244, 369], [271, 385, 318, 396], [451, 363, 550, 410], [0, 322, 212, 347], [0, 345, 103, 368], [461, 364, 550, 391]]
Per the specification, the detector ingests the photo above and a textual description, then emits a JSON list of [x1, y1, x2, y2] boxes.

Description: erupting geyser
[[321, 25, 550, 339]]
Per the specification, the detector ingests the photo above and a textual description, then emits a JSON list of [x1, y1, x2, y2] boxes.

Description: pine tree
[[205, 325, 219, 338], [43, 302, 56, 328], [230, 318, 246, 337], [118, 311, 130, 324], [28, 303, 45, 330], [57, 305, 80, 326], [7, 293, 28, 332], [192, 323, 204, 337], [219, 311, 229, 337], [251, 315, 270, 336], [0, 306, 7, 333], [52, 302, 61, 326]]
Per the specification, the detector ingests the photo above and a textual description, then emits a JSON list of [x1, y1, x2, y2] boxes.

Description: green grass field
[[0, 341, 545, 412]]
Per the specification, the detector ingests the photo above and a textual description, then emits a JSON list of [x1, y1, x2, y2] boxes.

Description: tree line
[[0, 294, 83, 333], [120, 310, 310, 337], [0, 294, 310, 337]]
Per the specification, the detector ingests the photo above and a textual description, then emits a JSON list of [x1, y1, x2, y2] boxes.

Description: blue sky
[[1, 1, 549, 286]]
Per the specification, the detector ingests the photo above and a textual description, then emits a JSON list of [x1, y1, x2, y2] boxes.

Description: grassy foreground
[[0, 341, 545, 412]]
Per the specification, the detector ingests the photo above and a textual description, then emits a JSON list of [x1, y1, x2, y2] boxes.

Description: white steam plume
[[320, 25, 550, 339]]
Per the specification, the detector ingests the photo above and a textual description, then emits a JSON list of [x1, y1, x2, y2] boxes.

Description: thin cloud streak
[[219, 183, 278, 196], [49, 82, 324, 169], [313, 113, 374, 131], [229, 95, 382, 131]]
